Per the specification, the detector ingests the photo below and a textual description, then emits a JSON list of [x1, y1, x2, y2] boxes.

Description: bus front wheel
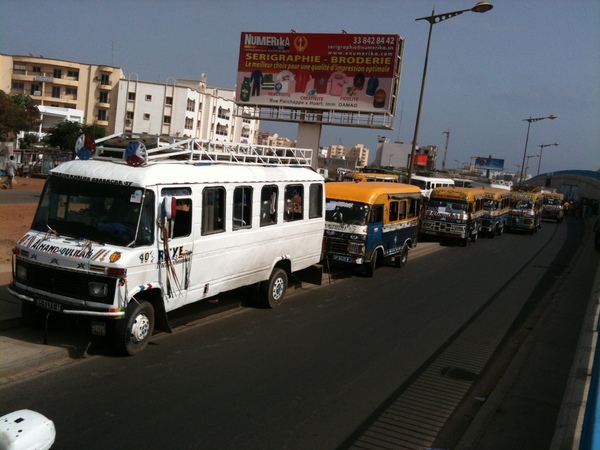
[[112, 299, 155, 356], [365, 251, 378, 277]]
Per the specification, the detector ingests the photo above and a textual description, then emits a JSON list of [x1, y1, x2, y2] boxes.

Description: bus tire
[[395, 245, 408, 268], [489, 228, 496, 239], [112, 299, 155, 356], [471, 230, 478, 243], [365, 251, 378, 277], [260, 268, 287, 308], [497, 223, 504, 236]]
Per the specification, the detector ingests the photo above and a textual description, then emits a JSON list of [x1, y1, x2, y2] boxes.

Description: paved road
[[2, 217, 595, 449]]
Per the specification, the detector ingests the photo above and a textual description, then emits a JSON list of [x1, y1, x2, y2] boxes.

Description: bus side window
[[408, 199, 419, 218], [399, 200, 407, 220], [172, 198, 192, 238], [260, 185, 278, 226], [284, 184, 303, 222], [233, 186, 252, 230], [370, 205, 383, 223], [202, 187, 225, 235], [389, 201, 399, 221], [309, 183, 323, 219]]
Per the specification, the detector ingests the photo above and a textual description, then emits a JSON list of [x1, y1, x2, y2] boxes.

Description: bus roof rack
[[91, 133, 313, 167]]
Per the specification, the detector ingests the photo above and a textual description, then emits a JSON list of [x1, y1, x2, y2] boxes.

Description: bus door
[[385, 199, 407, 254], [159, 188, 194, 306], [366, 204, 384, 258]]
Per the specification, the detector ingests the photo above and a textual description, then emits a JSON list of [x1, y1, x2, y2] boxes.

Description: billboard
[[236, 32, 402, 115], [475, 157, 505, 170]]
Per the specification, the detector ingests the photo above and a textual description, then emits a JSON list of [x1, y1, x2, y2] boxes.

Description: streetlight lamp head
[[472, 2, 493, 13], [548, 115, 557, 119]]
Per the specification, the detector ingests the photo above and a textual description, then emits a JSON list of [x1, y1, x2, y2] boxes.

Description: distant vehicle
[[481, 187, 512, 238], [323, 182, 422, 277], [506, 187, 544, 234], [421, 187, 487, 246], [342, 172, 399, 183], [409, 175, 455, 198], [541, 191, 565, 223], [9, 134, 325, 355]]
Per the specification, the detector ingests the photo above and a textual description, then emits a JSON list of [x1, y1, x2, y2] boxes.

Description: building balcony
[[99, 66, 114, 73]]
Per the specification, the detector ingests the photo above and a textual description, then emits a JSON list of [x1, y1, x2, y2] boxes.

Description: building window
[[126, 111, 134, 120], [32, 66, 41, 73], [51, 86, 61, 98], [98, 109, 108, 121], [53, 69, 62, 79], [99, 91, 109, 103], [145, 94, 152, 101], [184, 118, 193, 129], [165, 97, 173, 105], [12, 82, 24, 90], [30, 84, 41, 95], [163, 115, 171, 124], [100, 74, 110, 85], [186, 99, 195, 111], [128, 92, 136, 101], [67, 70, 79, 80], [143, 114, 150, 120]]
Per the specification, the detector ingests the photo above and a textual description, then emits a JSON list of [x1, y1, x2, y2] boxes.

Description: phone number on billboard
[[353, 36, 396, 45]]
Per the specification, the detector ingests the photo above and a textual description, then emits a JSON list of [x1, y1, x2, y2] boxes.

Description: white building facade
[[114, 75, 259, 142]]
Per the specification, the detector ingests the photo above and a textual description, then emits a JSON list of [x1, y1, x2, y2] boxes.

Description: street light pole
[[537, 142, 559, 177], [519, 115, 557, 185], [406, 2, 493, 184]]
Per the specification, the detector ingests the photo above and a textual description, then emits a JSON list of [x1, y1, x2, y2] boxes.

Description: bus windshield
[[427, 200, 468, 213], [31, 176, 155, 247], [325, 200, 370, 225]]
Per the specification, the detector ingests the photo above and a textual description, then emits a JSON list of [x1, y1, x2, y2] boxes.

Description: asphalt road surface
[[0, 219, 584, 449]]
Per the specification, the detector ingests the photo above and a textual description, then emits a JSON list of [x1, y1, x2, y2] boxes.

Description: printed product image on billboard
[[475, 157, 505, 170], [237, 32, 402, 114]]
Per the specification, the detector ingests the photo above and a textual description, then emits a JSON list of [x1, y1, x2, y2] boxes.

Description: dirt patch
[[0, 177, 46, 264]]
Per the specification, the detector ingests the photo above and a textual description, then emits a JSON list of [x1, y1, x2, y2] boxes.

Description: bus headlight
[[348, 242, 365, 256], [16, 264, 27, 281], [88, 282, 108, 298]]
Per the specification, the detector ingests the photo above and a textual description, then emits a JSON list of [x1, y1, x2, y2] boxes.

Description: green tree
[[44, 120, 83, 153], [19, 133, 40, 149], [0, 92, 40, 141], [45, 121, 107, 159]]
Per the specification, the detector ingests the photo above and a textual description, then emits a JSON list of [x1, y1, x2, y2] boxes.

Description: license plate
[[91, 321, 106, 336], [332, 255, 354, 263], [36, 299, 62, 312]]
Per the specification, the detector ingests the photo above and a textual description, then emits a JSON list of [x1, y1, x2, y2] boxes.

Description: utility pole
[[441, 128, 450, 170]]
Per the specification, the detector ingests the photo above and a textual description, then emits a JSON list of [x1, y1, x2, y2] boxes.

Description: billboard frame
[[235, 32, 404, 130]]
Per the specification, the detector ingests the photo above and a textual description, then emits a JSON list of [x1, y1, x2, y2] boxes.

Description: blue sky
[[1, 0, 598, 174]]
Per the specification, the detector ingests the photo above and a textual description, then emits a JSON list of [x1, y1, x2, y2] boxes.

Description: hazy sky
[[1, 0, 598, 174]]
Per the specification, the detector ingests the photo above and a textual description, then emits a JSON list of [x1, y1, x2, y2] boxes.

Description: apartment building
[[0, 54, 123, 132], [326, 143, 369, 168], [0, 54, 259, 143]]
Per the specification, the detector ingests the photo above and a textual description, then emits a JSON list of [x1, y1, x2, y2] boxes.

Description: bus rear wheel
[[260, 268, 288, 308], [395, 245, 408, 268]]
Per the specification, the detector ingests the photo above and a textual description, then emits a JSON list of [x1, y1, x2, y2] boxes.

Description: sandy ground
[[0, 177, 46, 265]]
